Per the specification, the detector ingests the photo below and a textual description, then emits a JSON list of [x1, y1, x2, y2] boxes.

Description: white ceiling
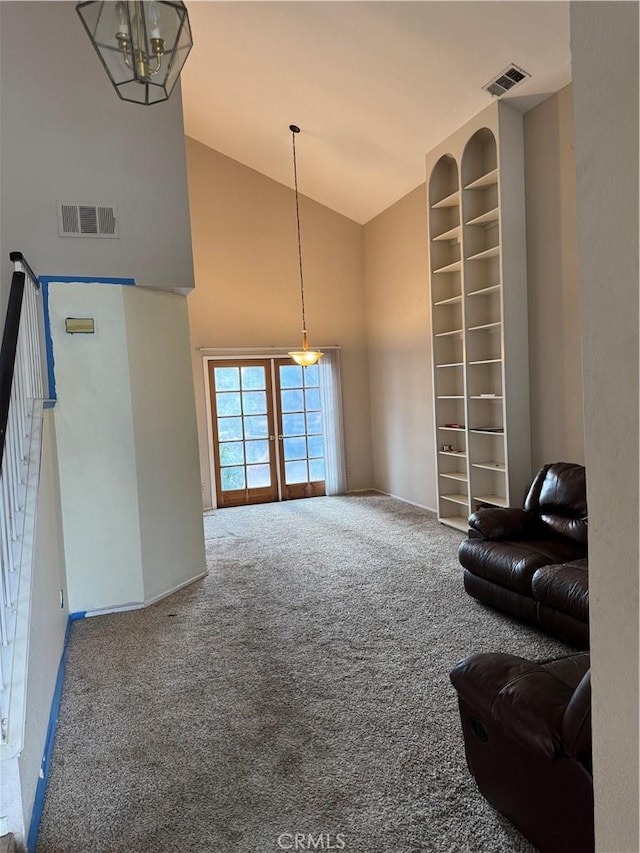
[[181, 1, 571, 224]]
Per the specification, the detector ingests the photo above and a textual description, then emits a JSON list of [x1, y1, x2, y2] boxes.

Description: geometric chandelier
[[76, 1, 193, 105]]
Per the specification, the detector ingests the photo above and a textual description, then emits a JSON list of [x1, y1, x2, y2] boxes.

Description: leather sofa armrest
[[468, 507, 537, 540], [450, 652, 576, 759]]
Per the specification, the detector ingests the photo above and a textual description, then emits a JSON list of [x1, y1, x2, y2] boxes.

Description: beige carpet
[[36, 493, 571, 852]]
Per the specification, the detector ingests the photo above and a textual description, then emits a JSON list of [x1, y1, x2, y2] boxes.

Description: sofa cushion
[[539, 651, 590, 689], [540, 513, 588, 546], [525, 463, 588, 546], [459, 538, 586, 596], [532, 559, 589, 623]]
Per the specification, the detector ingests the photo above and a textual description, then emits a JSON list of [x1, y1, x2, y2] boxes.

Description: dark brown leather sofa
[[458, 462, 589, 648], [450, 650, 593, 853]]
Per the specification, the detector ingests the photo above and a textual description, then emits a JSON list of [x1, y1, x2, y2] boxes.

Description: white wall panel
[[50, 283, 144, 613]]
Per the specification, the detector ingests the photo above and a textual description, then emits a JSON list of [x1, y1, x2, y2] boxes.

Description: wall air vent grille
[[57, 202, 119, 238], [482, 64, 530, 98]]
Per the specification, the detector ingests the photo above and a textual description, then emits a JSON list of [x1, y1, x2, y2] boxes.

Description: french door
[[208, 359, 326, 508], [273, 358, 326, 501]]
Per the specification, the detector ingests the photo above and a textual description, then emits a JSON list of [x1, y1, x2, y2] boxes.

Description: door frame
[[272, 356, 326, 501], [203, 349, 337, 509], [207, 358, 280, 508]]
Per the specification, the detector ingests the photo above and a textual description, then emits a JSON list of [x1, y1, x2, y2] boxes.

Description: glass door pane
[[209, 361, 278, 507], [275, 360, 326, 500]]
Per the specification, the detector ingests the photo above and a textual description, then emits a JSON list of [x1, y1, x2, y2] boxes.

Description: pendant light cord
[[291, 127, 307, 333], [287, 124, 323, 367]]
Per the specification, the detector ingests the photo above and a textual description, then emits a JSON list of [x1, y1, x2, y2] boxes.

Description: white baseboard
[[83, 571, 208, 618], [364, 488, 437, 515], [144, 572, 207, 608], [84, 603, 145, 618]]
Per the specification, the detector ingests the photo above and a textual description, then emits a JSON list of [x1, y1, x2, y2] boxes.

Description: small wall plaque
[[65, 317, 95, 334]]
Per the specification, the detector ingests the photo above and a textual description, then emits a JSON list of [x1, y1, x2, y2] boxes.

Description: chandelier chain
[[291, 129, 307, 332]]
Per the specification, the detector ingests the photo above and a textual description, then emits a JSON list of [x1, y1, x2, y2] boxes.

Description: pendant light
[[287, 125, 324, 367], [76, 1, 193, 105]]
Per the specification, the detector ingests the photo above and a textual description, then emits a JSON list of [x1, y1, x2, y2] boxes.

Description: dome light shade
[[289, 331, 324, 366], [76, 1, 193, 105]]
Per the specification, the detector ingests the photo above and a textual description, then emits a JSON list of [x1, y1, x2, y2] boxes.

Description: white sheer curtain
[[318, 348, 347, 495]]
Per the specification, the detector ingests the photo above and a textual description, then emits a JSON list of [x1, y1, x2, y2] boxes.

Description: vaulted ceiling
[[181, 2, 571, 224]]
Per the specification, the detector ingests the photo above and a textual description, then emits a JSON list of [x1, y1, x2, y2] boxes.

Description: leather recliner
[[450, 651, 593, 853], [458, 462, 589, 647]]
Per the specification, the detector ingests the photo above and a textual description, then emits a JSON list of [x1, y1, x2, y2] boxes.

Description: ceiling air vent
[[57, 202, 119, 238], [483, 64, 530, 98]]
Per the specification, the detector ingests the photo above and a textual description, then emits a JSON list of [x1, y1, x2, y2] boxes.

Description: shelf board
[[468, 358, 502, 366], [436, 362, 464, 368], [434, 294, 462, 306], [464, 168, 499, 190], [467, 284, 501, 298], [439, 450, 467, 458], [440, 515, 469, 533], [474, 494, 508, 508], [432, 259, 462, 274], [472, 462, 506, 472], [467, 321, 501, 332], [441, 493, 469, 506], [470, 395, 503, 400], [432, 225, 461, 242], [440, 472, 468, 482], [466, 245, 500, 262], [431, 189, 460, 209], [437, 395, 464, 400], [465, 207, 500, 227], [438, 425, 466, 431], [435, 328, 463, 338], [469, 428, 504, 435]]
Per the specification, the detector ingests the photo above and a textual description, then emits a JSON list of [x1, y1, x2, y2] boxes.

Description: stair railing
[[0, 252, 46, 759]]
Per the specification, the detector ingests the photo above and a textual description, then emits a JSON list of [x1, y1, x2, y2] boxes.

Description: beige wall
[[364, 186, 436, 509], [51, 283, 144, 613], [124, 288, 207, 605], [363, 88, 582, 509], [571, 3, 639, 850], [524, 85, 584, 468], [185, 138, 372, 508]]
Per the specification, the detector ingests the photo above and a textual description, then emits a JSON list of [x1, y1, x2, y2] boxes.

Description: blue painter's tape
[[69, 611, 87, 621], [38, 276, 136, 286], [26, 614, 76, 852], [40, 282, 56, 403]]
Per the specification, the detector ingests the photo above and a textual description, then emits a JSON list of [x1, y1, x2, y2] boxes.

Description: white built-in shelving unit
[[426, 102, 531, 532]]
